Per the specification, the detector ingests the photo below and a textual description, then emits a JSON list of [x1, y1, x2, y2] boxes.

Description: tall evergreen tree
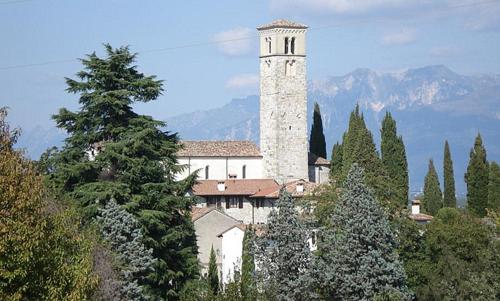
[[316, 164, 411, 300], [380, 111, 409, 208], [339, 105, 396, 211], [488, 161, 500, 211], [443, 140, 457, 208], [97, 199, 157, 301], [309, 102, 327, 159], [256, 189, 316, 301], [240, 227, 256, 301], [330, 141, 343, 183], [465, 134, 489, 217], [207, 245, 219, 295], [47, 45, 198, 299], [423, 159, 442, 215]]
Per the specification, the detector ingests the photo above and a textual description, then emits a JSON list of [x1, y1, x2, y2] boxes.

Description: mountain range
[[167, 65, 500, 195], [16, 65, 500, 196]]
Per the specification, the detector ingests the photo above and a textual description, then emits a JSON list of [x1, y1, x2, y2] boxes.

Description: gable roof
[[192, 179, 279, 196], [257, 19, 308, 30], [308, 152, 330, 166], [178, 141, 261, 157], [191, 207, 241, 223]]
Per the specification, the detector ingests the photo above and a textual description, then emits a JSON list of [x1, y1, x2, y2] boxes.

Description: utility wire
[[1, 0, 499, 71]]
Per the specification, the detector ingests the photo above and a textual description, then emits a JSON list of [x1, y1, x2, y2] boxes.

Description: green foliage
[[316, 164, 411, 300], [488, 161, 500, 210], [97, 199, 157, 300], [423, 159, 442, 215], [256, 189, 316, 301], [381, 111, 409, 208], [309, 102, 327, 159], [240, 227, 257, 301], [413, 208, 499, 300], [208, 246, 219, 295], [329, 141, 343, 184], [443, 140, 457, 208], [0, 108, 98, 300], [465, 134, 489, 217], [45, 45, 198, 299]]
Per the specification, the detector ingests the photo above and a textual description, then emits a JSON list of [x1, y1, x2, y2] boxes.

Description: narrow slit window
[[205, 165, 209, 179], [284, 37, 289, 54], [268, 37, 272, 54], [291, 37, 295, 54], [242, 165, 246, 179]]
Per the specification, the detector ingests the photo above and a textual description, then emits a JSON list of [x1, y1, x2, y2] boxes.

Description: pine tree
[[309, 102, 327, 159], [488, 161, 500, 211], [330, 141, 343, 183], [208, 245, 219, 295], [316, 164, 411, 300], [240, 227, 256, 301], [423, 159, 442, 215], [97, 199, 157, 301], [380, 111, 409, 208], [465, 134, 489, 217], [256, 188, 316, 301], [443, 141, 457, 208], [47, 45, 198, 299]]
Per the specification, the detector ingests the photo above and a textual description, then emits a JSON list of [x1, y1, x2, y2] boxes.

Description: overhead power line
[[1, 0, 499, 71]]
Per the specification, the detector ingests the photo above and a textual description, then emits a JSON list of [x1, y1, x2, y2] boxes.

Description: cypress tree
[[309, 102, 327, 159], [330, 141, 343, 183], [207, 245, 219, 295], [47, 45, 198, 299], [240, 227, 256, 301], [423, 159, 442, 215], [465, 134, 489, 217], [380, 111, 409, 208], [316, 164, 411, 300], [443, 140, 457, 208], [488, 161, 500, 211], [256, 189, 316, 301]]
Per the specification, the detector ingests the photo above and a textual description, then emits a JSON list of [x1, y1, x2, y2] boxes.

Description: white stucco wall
[[176, 157, 262, 181], [220, 227, 245, 285]]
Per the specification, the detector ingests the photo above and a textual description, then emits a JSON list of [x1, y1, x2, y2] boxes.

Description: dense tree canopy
[[423, 159, 442, 215], [309, 102, 327, 159], [443, 140, 457, 208], [488, 161, 500, 211], [46, 45, 198, 299], [381, 111, 409, 208], [465, 134, 489, 217]]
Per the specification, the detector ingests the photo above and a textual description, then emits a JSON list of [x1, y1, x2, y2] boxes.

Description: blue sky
[[1, 0, 500, 131]]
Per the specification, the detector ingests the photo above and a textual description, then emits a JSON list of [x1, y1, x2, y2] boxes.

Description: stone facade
[[194, 197, 275, 224], [258, 24, 309, 183]]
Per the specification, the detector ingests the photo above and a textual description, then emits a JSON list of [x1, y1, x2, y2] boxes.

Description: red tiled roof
[[409, 213, 433, 222], [178, 141, 261, 157], [192, 179, 279, 196], [308, 152, 330, 166], [251, 180, 319, 198], [191, 207, 214, 221]]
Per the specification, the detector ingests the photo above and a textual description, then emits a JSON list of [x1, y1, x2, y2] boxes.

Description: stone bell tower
[[257, 19, 308, 183]]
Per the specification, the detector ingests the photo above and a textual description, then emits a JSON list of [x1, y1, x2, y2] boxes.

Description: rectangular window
[[254, 198, 265, 208], [226, 196, 243, 209], [207, 197, 221, 208]]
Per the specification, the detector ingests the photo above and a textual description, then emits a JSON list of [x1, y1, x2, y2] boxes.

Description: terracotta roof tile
[[251, 180, 319, 198], [257, 19, 308, 30], [178, 141, 261, 157], [308, 152, 330, 166], [191, 207, 214, 221], [409, 213, 433, 222], [192, 179, 279, 196]]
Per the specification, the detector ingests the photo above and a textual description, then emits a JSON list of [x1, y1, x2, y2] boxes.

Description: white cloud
[[429, 46, 459, 58], [381, 28, 416, 45], [212, 27, 254, 56], [225, 73, 259, 90]]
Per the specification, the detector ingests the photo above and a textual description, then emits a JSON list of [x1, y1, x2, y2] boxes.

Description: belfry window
[[284, 37, 289, 54], [291, 37, 295, 54], [242, 165, 247, 179], [205, 165, 209, 179]]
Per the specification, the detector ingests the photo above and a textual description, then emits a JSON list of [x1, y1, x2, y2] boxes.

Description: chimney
[[217, 181, 226, 192], [296, 182, 304, 193], [411, 199, 421, 215]]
